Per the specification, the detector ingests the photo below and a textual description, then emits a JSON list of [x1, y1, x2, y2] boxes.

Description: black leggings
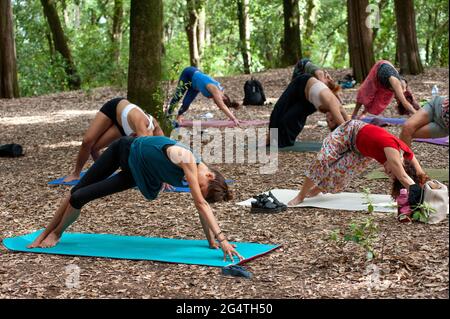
[[269, 74, 316, 147], [70, 137, 136, 209]]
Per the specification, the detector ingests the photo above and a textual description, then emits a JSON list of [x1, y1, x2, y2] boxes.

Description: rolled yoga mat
[[276, 141, 323, 152], [179, 119, 269, 128], [414, 136, 449, 146], [49, 173, 233, 192], [366, 168, 449, 182], [2, 230, 280, 267], [237, 189, 396, 213], [361, 117, 406, 125]]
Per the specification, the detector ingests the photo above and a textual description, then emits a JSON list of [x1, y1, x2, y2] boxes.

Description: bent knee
[[68, 191, 84, 210], [81, 136, 97, 149]]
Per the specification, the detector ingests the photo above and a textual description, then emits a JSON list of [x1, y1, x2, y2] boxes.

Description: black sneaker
[[268, 191, 287, 211], [251, 194, 283, 214]]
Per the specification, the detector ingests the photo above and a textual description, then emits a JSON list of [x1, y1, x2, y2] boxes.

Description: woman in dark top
[[352, 60, 419, 119], [28, 136, 243, 262], [267, 74, 349, 147]]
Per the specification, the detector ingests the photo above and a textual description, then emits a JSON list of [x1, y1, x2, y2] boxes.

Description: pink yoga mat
[[414, 136, 449, 146], [180, 119, 269, 128]]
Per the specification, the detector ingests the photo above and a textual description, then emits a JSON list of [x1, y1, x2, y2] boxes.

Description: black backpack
[[0, 144, 24, 157], [243, 77, 266, 106]]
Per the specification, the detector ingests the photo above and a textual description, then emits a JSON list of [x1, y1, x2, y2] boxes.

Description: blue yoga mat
[[3, 230, 280, 267], [49, 172, 234, 193], [361, 117, 406, 125]]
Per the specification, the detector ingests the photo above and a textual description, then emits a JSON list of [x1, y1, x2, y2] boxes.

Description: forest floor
[[0, 66, 448, 299]]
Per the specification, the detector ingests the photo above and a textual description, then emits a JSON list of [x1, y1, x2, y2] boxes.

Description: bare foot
[[27, 232, 48, 249], [63, 173, 80, 183], [39, 232, 61, 248], [288, 196, 304, 206]]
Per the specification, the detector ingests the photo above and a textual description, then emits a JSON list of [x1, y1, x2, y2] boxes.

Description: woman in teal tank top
[[28, 136, 243, 262]]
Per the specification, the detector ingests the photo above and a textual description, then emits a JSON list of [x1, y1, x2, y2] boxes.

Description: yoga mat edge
[[2, 230, 280, 268]]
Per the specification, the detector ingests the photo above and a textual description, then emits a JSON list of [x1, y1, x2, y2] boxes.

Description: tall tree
[[40, 0, 81, 90], [111, 0, 123, 65], [237, 0, 251, 74], [197, 4, 206, 59], [127, 0, 163, 116], [281, 0, 302, 67], [394, 0, 423, 74], [186, 0, 205, 67], [347, 0, 375, 83], [0, 0, 19, 98]]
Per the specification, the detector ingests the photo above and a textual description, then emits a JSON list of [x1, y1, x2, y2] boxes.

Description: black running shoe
[[251, 194, 283, 213]]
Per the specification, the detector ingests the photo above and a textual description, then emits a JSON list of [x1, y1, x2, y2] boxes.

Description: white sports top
[[121, 104, 155, 136], [308, 81, 328, 110]]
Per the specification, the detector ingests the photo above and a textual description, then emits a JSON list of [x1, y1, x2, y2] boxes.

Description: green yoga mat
[[366, 168, 449, 182], [278, 141, 323, 152], [2, 230, 280, 267]]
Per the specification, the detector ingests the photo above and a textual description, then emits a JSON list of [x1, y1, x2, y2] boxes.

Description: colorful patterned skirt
[[306, 120, 373, 193]]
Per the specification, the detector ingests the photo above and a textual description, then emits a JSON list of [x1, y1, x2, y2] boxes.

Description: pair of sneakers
[[250, 191, 287, 213]]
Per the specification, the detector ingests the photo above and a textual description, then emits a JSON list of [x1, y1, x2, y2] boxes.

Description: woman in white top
[[267, 74, 349, 147], [63, 97, 164, 182]]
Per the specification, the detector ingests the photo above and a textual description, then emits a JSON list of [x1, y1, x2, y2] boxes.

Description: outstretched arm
[[384, 147, 416, 188], [320, 90, 348, 124], [178, 151, 243, 262], [352, 102, 364, 119], [209, 86, 240, 125], [390, 77, 417, 115]]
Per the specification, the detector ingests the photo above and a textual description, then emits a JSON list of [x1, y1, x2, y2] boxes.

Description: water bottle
[[397, 188, 412, 222], [432, 85, 439, 97]]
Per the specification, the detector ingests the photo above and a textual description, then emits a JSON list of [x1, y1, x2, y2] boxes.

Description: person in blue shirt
[[28, 136, 243, 262], [166, 66, 240, 126]]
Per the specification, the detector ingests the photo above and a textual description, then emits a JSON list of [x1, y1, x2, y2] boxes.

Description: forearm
[[199, 213, 216, 244], [196, 201, 222, 237], [352, 103, 362, 117], [218, 103, 236, 121]]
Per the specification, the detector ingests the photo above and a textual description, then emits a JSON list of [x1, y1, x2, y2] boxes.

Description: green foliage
[[329, 189, 380, 261], [11, 0, 449, 97], [411, 201, 437, 223]]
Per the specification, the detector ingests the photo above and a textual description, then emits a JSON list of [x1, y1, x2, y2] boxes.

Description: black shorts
[[99, 97, 126, 136]]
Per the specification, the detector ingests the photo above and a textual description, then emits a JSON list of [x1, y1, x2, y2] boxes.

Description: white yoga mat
[[237, 189, 396, 213]]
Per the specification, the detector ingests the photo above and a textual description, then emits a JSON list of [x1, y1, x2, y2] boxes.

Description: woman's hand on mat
[[232, 118, 241, 127], [220, 240, 243, 262], [63, 173, 80, 183]]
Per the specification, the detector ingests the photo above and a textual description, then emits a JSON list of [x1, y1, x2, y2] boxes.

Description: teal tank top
[[128, 136, 201, 200]]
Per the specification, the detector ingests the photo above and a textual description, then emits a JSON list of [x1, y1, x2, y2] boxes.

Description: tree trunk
[[40, 0, 81, 90], [127, 0, 163, 117], [281, 0, 302, 67], [111, 0, 123, 65], [347, 0, 375, 83], [0, 0, 19, 98], [302, 0, 316, 56], [394, 0, 423, 74], [237, 0, 251, 74], [197, 4, 206, 59], [186, 0, 200, 67]]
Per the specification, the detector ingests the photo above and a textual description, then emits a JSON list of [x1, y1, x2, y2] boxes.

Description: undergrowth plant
[[329, 188, 380, 261]]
